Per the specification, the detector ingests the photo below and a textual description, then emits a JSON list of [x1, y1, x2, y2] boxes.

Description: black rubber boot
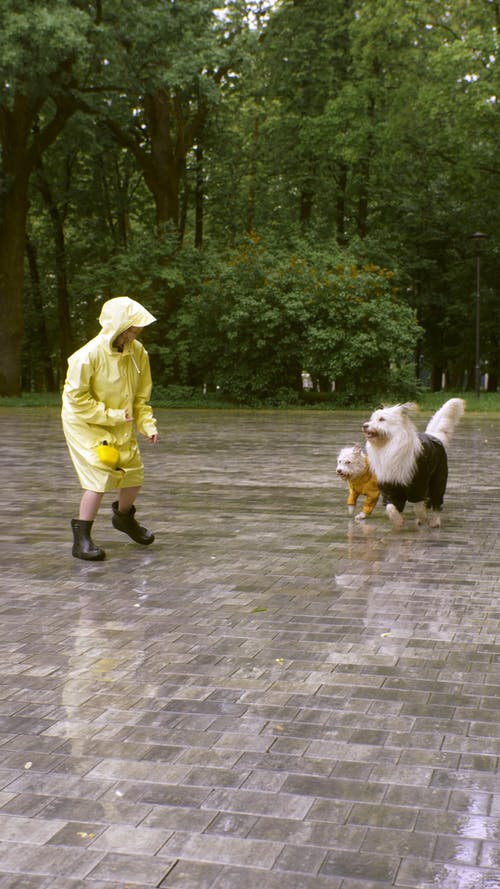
[[71, 519, 106, 561], [111, 501, 155, 545]]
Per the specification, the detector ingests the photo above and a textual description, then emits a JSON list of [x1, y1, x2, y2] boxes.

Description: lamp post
[[468, 232, 488, 397]]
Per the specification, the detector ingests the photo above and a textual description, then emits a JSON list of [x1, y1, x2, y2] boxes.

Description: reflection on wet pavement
[[0, 406, 499, 887]]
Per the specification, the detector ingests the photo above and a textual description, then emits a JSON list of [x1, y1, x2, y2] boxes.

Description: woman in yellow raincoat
[[62, 296, 158, 561]]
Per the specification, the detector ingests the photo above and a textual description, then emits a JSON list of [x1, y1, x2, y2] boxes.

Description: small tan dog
[[336, 444, 380, 520]]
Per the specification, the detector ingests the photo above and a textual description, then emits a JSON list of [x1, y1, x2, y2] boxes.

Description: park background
[[1, 0, 499, 407]]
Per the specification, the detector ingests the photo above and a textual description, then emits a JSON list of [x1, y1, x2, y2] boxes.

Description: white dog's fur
[[362, 398, 465, 528], [336, 444, 380, 521]]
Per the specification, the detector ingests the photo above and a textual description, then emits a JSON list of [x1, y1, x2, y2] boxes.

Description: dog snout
[[362, 422, 369, 432]]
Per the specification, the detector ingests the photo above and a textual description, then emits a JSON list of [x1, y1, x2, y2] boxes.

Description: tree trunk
[[194, 141, 204, 248], [0, 171, 29, 395], [431, 364, 444, 391], [106, 88, 208, 235], [246, 110, 261, 234], [35, 173, 75, 377], [357, 154, 370, 238], [179, 165, 188, 246], [0, 98, 35, 393], [335, 162, 348, 244], [0, 94, 75, 394], [487, 370, 498, 392], [25, 238, 56, 391], [300, 183, 314, 225]]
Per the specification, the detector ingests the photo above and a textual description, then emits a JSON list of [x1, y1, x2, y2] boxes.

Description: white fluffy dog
[[336, 444, 380, 520], [362, 398, 465, 528]]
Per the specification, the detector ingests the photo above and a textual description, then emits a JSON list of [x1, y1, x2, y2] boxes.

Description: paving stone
[[0, 406, 499, 888], [361, 825, 435, 857], [249, 814, 365, 849], [86, 851, 174, 884], [272, 842, 328, 873], [159, 831, 283, 868], [348, 801, 418, 830], [88, 823, 172, 855], [415, 808, 500, 840], [0, 812, 65, 843], [141, 804, 215, 833], [319, 848, 399, 882], [0, 877, 45, 889], [158, 859, 223, 887], [184, 766, 250, 788], [395, 858, 494, 888], [210, 864, 342, 888], [204, 811, 258, 838], [0, 793, 52, 817], [40, 795, 153, 826], [282, 773, 385, 804], [201, 787, 314, 819], [45, 821, 107, 847], [0, 842, 104, 878], [433, 833, 481, 865]]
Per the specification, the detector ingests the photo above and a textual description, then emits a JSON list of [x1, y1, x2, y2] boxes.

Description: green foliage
[[2, 0, 498, 399], [0, 2, 91, 97], [301, 259, 420, 403], [163, 236, 421, 405]]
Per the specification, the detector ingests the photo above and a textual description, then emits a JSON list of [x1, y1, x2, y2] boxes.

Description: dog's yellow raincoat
[[346, 460, 380, 516], [62, 297, 157, 493]]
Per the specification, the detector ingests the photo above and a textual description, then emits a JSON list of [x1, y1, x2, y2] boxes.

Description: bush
[[162, 235, 422, 405]]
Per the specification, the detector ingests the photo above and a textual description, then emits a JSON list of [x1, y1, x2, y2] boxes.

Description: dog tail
[[425, 398, 465, 448]]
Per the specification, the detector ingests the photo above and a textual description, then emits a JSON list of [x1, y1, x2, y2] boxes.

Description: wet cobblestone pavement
[[0, 405, 499, 889]]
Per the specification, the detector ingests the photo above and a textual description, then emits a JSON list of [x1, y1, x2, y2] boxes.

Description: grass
[[0, 392, 62, 407], [1, 389, 499, 412], [416, 391, 500, 412]]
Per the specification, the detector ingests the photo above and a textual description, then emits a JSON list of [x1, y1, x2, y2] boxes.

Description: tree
[[0, 1, 103, 395], [169, 236, 421, 404], [246, 0, 355, 239], [6, 0, 499, 398], [95, 1, 235, 235], [1, 1, 237, 393]]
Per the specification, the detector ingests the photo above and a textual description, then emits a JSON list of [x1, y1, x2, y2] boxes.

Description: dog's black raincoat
[[379, 433, 448, 513]]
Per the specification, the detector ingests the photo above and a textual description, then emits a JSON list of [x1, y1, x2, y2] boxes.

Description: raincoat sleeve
[[133, 348, 157, 437], [64, 353, 126, 426]]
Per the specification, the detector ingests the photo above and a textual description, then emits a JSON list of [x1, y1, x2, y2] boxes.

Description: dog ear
[[400, 402, 417, 415]]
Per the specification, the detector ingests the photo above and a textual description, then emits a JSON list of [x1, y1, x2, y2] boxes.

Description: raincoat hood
[[98, 297, 156, 346]]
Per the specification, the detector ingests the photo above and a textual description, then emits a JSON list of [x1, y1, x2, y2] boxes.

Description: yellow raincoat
[[62, 297, 157, 493], [346, 459, 380, 516]]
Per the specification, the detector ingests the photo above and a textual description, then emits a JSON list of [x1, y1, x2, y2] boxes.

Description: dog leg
[[386, 503, 404, 529], [413, 502, 428, 525], [428, 509, 441, 528], [355, 511, 367, 521]]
